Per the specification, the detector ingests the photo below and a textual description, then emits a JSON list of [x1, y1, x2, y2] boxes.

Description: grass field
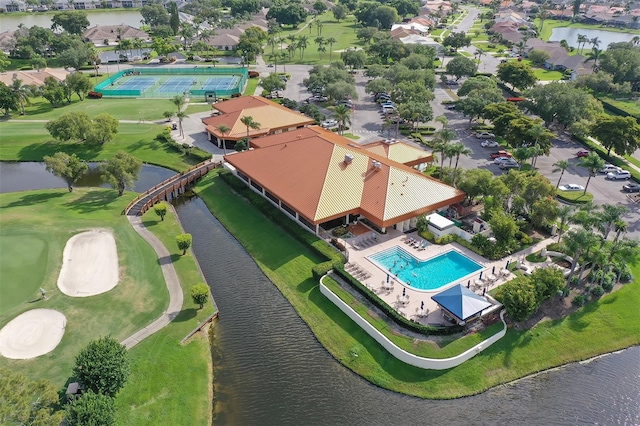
[[115, 207, 215, 426], [194, 171, 640, 399], [15, 97, 182, 121], [0, 188, 167, 387], [267, 12, 362, 65], [0, 121, 194, 171]]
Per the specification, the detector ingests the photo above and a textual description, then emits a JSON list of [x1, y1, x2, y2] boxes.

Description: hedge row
[[597, 97, 640, 121], [217, 172, 459, 336]]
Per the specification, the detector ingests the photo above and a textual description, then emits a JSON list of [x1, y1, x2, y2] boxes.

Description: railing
[[122, 159, 220, 215]]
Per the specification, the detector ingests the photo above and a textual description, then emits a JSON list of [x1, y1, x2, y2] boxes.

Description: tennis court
[[95, 67, 248, 100]]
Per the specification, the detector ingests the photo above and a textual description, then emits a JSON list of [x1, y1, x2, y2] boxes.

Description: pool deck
[[344, 229, 553, 326]]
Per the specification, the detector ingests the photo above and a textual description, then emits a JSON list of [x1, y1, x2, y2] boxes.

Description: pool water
[[368, 246, 483, 291]]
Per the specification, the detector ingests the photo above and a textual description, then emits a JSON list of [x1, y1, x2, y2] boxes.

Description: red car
[[490, 150, 512, 159], [576, 150, 590, 158]]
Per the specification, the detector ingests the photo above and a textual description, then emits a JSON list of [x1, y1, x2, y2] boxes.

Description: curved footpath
[[120, 215, 184, 349]]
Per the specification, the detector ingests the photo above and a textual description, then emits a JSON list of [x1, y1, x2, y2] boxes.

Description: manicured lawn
[[184, 103, 214, 115], [193, 171, 640, 399], [16, 97, 180, 121], [244, 76, 260, 95], [0, 188, 167, 387], [556, 190, 594, 203], [268, 12, 362, 65], [0, 121, 194, 171], [532, 68, 564, 81], [115, 207, 215, 426], [599, 96, 640, 117]]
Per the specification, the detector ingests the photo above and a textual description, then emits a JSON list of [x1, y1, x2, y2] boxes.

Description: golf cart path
[[121, 215, 184, 349]]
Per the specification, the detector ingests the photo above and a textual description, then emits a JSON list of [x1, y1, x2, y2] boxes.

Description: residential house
[[0, 0, 26, 12], [83, 24, 149, 46], [201, 96, 315, 148], [0, 67, 70, 87], [203, 33, 240, 51], [223, 119, 464, 235]]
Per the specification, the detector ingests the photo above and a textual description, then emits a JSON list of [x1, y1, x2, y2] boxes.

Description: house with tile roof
[[201, 96, 315, 149], [83, 24, 149, 46], [0, 68, 70, 87], [222, 116, 464, 235]]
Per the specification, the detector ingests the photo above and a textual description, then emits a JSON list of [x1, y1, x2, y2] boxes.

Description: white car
[[321, 119, 338, 128], [606, 170, 631, 180], [599, 164, 622, 174], [559, 184, 585, 191], [475, 132, 495, 139], [481, 140, 499, 148], [494, 156, 515, 164]]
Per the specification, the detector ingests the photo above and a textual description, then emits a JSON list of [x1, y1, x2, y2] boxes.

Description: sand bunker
[[0, 309, 66, 359], [57, 229, 119, 297]]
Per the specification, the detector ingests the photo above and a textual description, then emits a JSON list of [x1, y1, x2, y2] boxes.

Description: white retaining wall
[[320, 275, 507, 370]]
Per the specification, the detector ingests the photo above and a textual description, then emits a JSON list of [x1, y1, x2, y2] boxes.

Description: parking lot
[[254, 64, 639, 238]]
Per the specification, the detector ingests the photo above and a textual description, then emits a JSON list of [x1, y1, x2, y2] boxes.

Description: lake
[[549, 27, 637, 49], [0, 10, 143, 32]]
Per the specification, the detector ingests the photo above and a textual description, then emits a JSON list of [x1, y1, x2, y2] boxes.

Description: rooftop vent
[[384, 139, 395, 144], [372, 160, 382, 171], [344, 154, 354, 164]]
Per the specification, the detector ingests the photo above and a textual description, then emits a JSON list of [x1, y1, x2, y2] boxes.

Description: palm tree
[[10, 79, 34, 115], [632, 36, 640, 47], [589, 36, 600, 49], [435, 115, 448, 129], [571, 203, 599, 231], [513, 147, 531, 169], [334, 105, 351, 136], [564, 228, 598, 283], [597, 204, 628, 240], [560, 39, 569, 51], [578, 152, 605, 195], [584, 47, 602, 68], [317, 44, 327, 59], [613, 219, 628, 243], [176, 110, 186, 138], [216, 124, 231, 154], [297, 35, 308, 60], [268, 35, 278, 55], [449, 142, 473, 173], [432, 128, 456, 179], [552, 159, 569, 189], [326, 37, 337, 61], [556, 205, 573, 242], [577, 34, 588, 53], [240, 115, 261, 142], [315, 20, 323, 36], [474, 47, 484, 65], [171, 94, 186, 113]]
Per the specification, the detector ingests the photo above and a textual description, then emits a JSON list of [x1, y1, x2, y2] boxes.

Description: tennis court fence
[[94, 67, 248, 99]]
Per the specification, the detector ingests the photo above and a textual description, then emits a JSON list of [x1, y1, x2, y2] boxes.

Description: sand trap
[[57, 229, 119, 297], [0, 309, 66, 359]]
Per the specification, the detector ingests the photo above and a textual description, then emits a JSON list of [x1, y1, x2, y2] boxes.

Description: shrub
[[591, 285, 605, 298], [572, 294, 587, 306], [419, 229, 435, 242], [494, 276, 539, 322], [190, 283, 210, 308], [332, 226, 349, 237], [435, 234, 456, 244], [602, 280, 614, 292], [312, 262, 334, 279], [546, 242, 566, 253]]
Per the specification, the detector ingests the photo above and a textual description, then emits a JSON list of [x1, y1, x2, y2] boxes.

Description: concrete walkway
[[121, 215, 184, 349]]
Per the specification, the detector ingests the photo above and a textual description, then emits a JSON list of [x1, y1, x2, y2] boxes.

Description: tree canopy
[[523, 82, 603, 128], [0, 367, 65, 425], [496, 61, 538, 91], [445, 55, 477, 81], [66, 391, 116, 426], [267, 2, 307, 28], [44, 152, 88, 192], [442, 31, 472, 50], [590, 114, 640, 157], [51, 11, 90, 35], [99, 151, 142, 196], [73, 336, 130, 397]]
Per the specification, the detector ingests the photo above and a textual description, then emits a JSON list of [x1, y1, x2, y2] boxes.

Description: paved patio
[[342, 227, 555, 326]]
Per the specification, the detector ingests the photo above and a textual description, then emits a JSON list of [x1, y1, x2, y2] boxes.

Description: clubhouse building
[[209, 97, 465, 235]]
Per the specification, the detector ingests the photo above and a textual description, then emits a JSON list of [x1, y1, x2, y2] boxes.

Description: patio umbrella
[[492, 266, 496, 274], [420, 301, 424, 309], [467, 282, 470, 288], [402, 287, 406, 297], [386, 274, 390, 283], [506, 260, 510, 268], [482, 288, 486, 296], [479, 271, 483, 280]]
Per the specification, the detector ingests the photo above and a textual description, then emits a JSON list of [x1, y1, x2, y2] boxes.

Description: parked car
[[310, 95, 327, 102], [381, 107, 396, 115], [321, 119, 338, 128], [490, 150, 512, 159], [445, 104, 457, 110], [476, 132, 495, 139], [444, 80, 459, 86], [622, 183, 640, 192], [481, 140, 500, 148], [576, 150, 590, 158], [390, 116, 407, 124], [606, 170, 631, 180], [599, 164, 622, 174], [559, 184, 585, 191], [494, 156, 516, 164], [380, 101, 396, 108], [499, 161, 519, 169]]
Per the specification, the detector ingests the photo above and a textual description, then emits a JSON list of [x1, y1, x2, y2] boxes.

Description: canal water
[[0, 10, 144, 32], [1, 162, 638, 425], [549, 27, 637, 49]]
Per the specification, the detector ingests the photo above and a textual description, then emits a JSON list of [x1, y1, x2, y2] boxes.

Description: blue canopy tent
[[431, 284, 492, 325]]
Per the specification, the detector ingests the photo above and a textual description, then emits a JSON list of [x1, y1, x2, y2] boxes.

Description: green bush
[[546, 242, 566, 253], [572, 294, 587, 306], [591, 285, 605, 298], [435, 234, 456, 244], [332, 226, 349, 237], [419, 230, 435, 242], [312, 262, 334, 279], [602, 280, 614, 292]]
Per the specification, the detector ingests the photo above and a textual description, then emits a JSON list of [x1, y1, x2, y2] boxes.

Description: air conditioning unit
[[344, 154, 354, 164], [372, 160, 381, 170]]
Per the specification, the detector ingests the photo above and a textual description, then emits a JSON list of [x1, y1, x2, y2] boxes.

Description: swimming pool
[[368, 246, 483, 291]]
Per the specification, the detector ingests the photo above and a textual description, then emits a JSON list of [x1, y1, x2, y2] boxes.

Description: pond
[[0, 10, 144, 32], [549, 27, 637, 49]]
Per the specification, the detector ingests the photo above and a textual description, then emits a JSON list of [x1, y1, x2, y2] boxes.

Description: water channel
[[549, 27, 637, 49], [0, 10, 144, 32], [0, 162, 638, 425]]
